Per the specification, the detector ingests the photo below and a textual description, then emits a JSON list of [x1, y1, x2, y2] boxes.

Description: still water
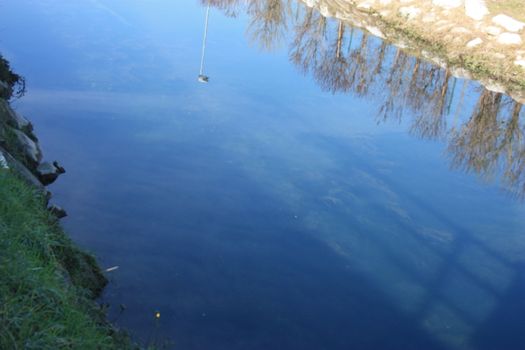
[[2, 0, 525, 349]]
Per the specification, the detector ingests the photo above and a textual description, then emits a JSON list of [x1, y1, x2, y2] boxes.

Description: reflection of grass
[[487, 0, 525, 22], [0, 169, 134, 349]]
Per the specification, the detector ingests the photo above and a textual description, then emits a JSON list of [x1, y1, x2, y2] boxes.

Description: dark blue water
[[2, 1, 525, 349]]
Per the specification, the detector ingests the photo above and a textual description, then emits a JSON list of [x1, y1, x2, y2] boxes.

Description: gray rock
[[49, 204, 67, 219], [0, 146, 44, 188], [0, 99, 33, 133], [13, 129, 42, 165], [37, 161, 66, 185]]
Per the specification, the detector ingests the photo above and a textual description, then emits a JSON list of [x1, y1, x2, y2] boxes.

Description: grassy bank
[[0, 169, 135, 349], [1, 56, 137, 349]]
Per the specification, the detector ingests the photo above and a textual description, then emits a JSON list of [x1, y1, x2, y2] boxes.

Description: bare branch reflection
[[205, 0, 525, 198]]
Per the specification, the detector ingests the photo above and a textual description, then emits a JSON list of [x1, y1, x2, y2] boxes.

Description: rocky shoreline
[[299, 0, 525, 103], [0, 57, 136, 348]]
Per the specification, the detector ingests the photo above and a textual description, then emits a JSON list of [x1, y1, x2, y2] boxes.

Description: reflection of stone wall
[[298, 0, 525, 104]]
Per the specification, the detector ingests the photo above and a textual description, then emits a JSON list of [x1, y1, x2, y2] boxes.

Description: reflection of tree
[[205, 0, 525, 197], [247, 0, 290, 50], [449, 93, 525, 197]]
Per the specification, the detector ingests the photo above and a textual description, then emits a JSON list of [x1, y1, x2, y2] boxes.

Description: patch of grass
[[487, 0, 525, 22], [0, 169, 136, 349]]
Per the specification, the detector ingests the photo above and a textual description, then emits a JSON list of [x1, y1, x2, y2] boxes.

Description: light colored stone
[[400, 0, 413, 3], [493, 52, 506, 59], [466, 37, 483, 47], [432, 0, 462, 9], [422, 13, 437, 22], [399, 6, 421, 19], [515, 60, 525, 68], [357, 1, 373, 10], [497, 32, 522, 45], [366, 26, 385, 38], [13, 129, 42, 165], [379, 0, 392, 5], [484, 82, 506, 93], [465, 0, 488, 21], [319, 4, 334, 17], [492, 14, 525, 32], [450, 67, 472, 79], [484, 26, 502, 36], [451, 26, 470, 34]]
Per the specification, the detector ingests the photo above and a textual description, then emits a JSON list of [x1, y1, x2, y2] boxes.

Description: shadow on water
[[306, 132, 525, 349], [204, 0, 525, 199]]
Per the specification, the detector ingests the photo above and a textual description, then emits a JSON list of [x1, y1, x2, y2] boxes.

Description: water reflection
[[204, 0, 525, 198]]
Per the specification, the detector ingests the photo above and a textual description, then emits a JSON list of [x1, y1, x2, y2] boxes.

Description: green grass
[[0, 169, 135, 349]]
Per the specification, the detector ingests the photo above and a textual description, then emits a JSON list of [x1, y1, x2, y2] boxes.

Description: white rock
[[357, 1, 373, 10], [484, 26, 502, 36], [319, 4, 334, 17], [304, 0, 317, 7], [450, 67, 472, 79], [451, 26, 470, 33], [515, 60, 525, 68], [399, 6, 421, 19], [379, 0, 392, 4], [432, 0, 462, 9], [497, 32, 522, 45], [465, 0, 488, 21], [466, 37, 483, 47], [492, 14, 525, 32], [366, 26, 385, 38], [484, 82, 506, 93], [422, 14, 436, 22], [400, 0, 413, 3]]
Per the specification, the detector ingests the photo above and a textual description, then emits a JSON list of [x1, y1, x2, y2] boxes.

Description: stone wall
[[298, 0, 525, 104]]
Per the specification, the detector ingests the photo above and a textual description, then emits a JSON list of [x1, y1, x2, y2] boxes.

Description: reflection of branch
[[448, 90, 503, 175], [247, 0, 290, 50], [210, 0, 525, 198]]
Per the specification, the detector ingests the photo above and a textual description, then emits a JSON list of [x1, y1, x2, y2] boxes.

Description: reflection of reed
[[205, 0, 525, 198]]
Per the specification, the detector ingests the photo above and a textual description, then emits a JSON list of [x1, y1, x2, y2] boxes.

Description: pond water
[[2, 1, 525, 349]]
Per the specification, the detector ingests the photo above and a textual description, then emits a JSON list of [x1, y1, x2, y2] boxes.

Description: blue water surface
[[1, 1, 525, 349]]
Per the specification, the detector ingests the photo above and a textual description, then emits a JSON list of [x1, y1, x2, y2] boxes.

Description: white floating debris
[[105, 266, 120, 272]]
